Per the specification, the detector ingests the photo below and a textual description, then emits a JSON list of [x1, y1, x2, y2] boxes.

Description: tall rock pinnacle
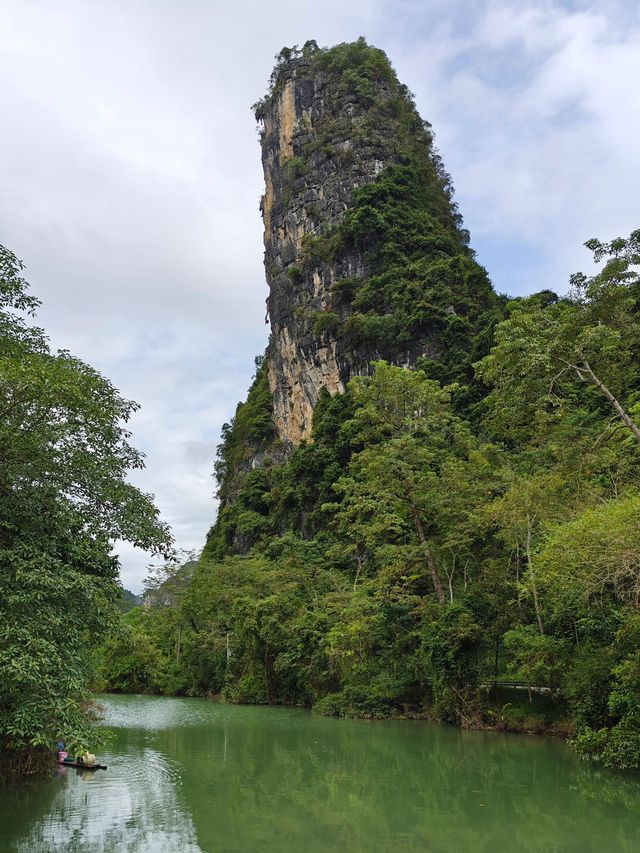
[[205, 40, 500, 558], [255, 39, 496, 447]]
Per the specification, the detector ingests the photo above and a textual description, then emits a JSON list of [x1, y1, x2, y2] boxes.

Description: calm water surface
[[1, 694, 639, 852]]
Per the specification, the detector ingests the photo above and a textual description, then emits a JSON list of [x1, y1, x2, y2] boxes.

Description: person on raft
[[57, 741, 71, 763], [57, 741, 96, 766]]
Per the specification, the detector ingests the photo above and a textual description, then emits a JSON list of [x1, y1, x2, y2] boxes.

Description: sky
[[1, 0, 639, 592]]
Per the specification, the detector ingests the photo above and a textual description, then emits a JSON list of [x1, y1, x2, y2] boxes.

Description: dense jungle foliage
[[100, 228, 640, 771], [0, 246, 170, 776]]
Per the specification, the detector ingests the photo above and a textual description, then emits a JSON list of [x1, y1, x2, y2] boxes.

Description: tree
[[502, 626, 568, 700], [480, 472, 572, 636], [330, 362, 495, 605], [572, 616, 640, 770], [0, 245, 171, 774], [536, 495, 640, 614], [476, 229, 640, 446]]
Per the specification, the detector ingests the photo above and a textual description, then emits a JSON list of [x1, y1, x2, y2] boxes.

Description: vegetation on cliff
[[0, 245, 170, 775], [311, 161, 503, 396], [261, 37, 504, 444], [208, 39, 504, 557], [288, 40, 502, 393]]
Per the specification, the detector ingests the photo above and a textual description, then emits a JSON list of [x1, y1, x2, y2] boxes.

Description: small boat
[[59, 759, 107, 770]]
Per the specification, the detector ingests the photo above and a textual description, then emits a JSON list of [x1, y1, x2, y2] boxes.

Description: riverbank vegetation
[[99, 230, 640, 771], [0, 246, 171, 776]]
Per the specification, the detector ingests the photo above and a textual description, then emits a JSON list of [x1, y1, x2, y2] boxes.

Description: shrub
[[312, 311, 340, 337]]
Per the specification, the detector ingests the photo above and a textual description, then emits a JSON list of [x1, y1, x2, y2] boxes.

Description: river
[[1, 694, 639, 852]]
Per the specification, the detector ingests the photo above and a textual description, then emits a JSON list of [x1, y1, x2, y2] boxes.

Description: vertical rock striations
[[256, 39, 497, 446]]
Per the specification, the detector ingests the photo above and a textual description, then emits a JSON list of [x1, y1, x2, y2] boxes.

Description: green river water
[[1, 694, 639, 852]]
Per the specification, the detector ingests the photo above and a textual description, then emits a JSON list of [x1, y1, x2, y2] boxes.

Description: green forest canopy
[[0, 245, 171, 775], [101, 227, 640, 771]]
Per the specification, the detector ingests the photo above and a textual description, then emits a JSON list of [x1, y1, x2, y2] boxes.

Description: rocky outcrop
[[258, 47, 454, 446], [205, 40, 499, 557]]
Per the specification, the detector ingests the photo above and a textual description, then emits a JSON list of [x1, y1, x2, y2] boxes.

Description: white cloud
[[389, 1, 640, 291], [1, 0, 638, 590]]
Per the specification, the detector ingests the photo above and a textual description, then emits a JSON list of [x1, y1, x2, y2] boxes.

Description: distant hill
[[118, 588, 143, 613]]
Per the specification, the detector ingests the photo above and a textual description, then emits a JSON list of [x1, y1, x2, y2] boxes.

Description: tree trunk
[[575, 357, 640, 445], [446, 553, 456, 603], [412, 511, 446, 605], [398, 473, 446, 605], [526, 515, 545, 635], [353, 553, 362, 592]]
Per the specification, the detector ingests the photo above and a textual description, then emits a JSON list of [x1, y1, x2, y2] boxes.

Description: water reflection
[[1, 695, 639, 853], [5, 733, 202, 852]]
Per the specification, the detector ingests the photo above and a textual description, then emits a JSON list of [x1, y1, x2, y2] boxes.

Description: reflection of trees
[[0, 770, 59, 850], [571, 763, 640, 815], [3, 729, 203, 852], [3, 696, 640, 852], [159, 704, 640, 853]]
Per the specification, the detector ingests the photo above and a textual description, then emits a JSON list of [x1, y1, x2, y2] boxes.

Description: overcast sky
[[1, 0, 639, 592]]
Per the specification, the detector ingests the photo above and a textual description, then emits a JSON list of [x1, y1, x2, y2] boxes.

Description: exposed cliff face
[[258, 44, 473, 446]]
